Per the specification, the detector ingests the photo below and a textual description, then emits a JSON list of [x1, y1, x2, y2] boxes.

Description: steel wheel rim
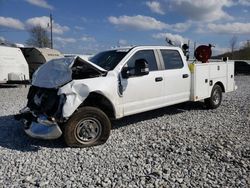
[[75, 117, 102, 144], [212, 89, 221, 105]]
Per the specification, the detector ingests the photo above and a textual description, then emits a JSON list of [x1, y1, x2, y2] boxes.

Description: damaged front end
[[15, 56, 107, 140], [15, 86, 66, 139]]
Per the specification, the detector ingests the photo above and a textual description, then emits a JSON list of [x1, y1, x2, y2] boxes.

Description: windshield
[[90, 50, 128, 70]]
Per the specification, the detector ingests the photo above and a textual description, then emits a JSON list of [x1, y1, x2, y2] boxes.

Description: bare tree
[[26, 25, 50, 48], [229, 35, 237, 59]]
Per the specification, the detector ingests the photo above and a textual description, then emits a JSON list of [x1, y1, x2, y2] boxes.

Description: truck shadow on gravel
[[0, 115, 65, 152], [0, 101, 205, 152]]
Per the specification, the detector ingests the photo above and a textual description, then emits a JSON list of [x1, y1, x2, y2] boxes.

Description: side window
[[161, 50, 184, 69], [127, 50, 158, 72]]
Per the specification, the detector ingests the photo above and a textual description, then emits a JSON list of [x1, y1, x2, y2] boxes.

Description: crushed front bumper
[[24, 120, 62, 140], [15, 108, 62, 140]]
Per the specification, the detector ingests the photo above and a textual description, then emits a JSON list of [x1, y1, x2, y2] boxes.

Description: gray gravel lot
[[0, 76, 249, 188]]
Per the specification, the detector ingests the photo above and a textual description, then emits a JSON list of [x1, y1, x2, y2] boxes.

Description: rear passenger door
[[121, 49, 164, 116], [159, 49, 191, 105]]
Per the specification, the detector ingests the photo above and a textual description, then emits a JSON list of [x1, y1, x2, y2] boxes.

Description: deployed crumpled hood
[[32, 56, 107, 88]]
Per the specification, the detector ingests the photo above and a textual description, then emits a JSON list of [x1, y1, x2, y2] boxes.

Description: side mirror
[[134, 59, 149, 76], [121, 67, 130, 79]]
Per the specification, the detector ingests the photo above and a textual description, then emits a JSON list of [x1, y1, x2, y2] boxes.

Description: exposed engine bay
[[27, 86, 64, 121]]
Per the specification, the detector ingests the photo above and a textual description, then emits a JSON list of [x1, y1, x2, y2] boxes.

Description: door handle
[[155, 77, 163, 82], [182, 74, 189, 78]]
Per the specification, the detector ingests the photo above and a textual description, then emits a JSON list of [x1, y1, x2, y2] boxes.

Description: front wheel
[[205, 84, 222, 109], [64, 107, 111, 147]]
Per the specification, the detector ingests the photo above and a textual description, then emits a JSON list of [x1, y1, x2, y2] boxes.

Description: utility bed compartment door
[[210, 64, 227, 78], [191, 64, 209, 101]]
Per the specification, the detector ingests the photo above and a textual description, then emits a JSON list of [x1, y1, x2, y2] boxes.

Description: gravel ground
[[0, 76, 249, 188]]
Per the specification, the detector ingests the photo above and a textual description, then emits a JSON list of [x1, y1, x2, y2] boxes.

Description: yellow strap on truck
[[188, 63, 195, 73]]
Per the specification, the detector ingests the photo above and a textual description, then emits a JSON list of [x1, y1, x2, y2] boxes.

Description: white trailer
[[21, 47, 63, 76], [0, 45, 29, 84]]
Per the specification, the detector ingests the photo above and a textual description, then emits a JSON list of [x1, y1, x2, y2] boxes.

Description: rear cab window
[[160, 50, 184, 70]]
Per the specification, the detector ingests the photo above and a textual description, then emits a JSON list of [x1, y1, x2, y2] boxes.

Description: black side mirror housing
[[121, 67, 130, 79], [134, 59, 149, 76], [121, 59, 149, 79]]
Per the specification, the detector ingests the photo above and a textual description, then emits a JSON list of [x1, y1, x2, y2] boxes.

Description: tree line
[[214, 40, 250, 60]]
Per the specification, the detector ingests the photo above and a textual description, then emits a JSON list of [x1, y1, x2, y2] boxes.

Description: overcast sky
[[0, 0, 250, 55]]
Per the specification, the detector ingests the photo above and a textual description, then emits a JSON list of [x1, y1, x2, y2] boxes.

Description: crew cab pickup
[[16, 46, 237, 147]]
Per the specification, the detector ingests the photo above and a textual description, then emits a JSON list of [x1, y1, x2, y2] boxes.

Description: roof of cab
[[112, 45, 181, 51]]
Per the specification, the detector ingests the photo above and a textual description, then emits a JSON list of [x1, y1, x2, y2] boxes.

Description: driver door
[[121, 49, 164, 116]]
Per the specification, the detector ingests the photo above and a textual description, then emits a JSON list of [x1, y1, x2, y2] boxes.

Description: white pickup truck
[[16, 46, 236, 147]]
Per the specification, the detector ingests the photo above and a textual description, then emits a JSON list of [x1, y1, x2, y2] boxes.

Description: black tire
[[205, 84, 222, 109], [64, 106, 111, 147]]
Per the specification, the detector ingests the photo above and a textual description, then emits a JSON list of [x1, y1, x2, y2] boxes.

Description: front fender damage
[[58, 80, 91, 118]]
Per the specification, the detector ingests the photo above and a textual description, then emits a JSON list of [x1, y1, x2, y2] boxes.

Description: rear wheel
[[64, 106, 111, 147], [205, 84, 222, 109]]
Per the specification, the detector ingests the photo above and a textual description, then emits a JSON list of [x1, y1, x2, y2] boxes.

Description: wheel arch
[[214, 81, 225, 92], [79, 92, 116, 119]]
